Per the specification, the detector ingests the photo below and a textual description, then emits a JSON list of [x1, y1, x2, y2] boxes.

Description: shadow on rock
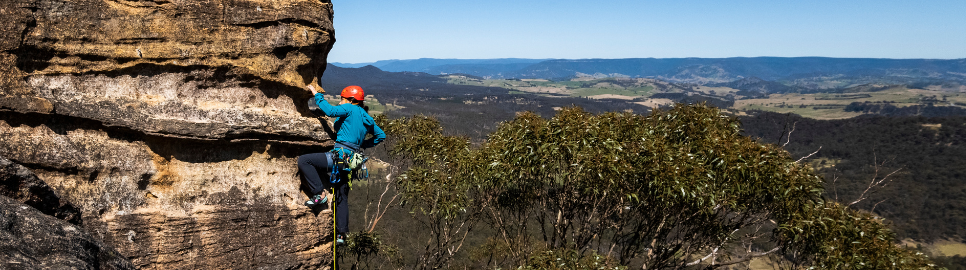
[[0, 156, 82, 224], [0, 194, 135, 269]]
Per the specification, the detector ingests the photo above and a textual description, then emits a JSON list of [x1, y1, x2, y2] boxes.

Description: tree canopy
[[371, 104, 938, 269]]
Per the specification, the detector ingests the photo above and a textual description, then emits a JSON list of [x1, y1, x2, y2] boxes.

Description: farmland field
[[733, 87, 966, 119], [447, 75, 676, 98], [448, 76, 966, 119]]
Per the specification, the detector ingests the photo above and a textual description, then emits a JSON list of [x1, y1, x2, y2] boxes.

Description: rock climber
[[297, 84, 385, 245]]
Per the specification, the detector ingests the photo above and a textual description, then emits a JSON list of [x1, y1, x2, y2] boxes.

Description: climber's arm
[[314, 93, 350, 117], [362, 123, 386, 148]]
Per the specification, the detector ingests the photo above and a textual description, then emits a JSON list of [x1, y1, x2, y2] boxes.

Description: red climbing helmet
[[341, 85, 365, 101]]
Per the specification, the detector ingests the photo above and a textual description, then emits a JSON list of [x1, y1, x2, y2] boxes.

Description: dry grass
[[693, 86, 740, 95], [634, 98, 675, 109], [445, 76, 673, 98], [935, 240, 966, 257], [808, 158, 843, 170], [900, 239, 966, 257], [732, 87, 966, 119]]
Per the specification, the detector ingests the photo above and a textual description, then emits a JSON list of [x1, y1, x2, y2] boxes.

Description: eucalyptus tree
[[379, 104, 938, 269], [378, 115, 485, 269]]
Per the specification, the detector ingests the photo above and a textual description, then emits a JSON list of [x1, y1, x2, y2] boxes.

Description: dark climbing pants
[[297, 152, 349, 234]]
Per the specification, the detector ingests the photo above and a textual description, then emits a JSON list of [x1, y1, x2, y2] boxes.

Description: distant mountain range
[[330, 58, 549, 74], [332, 57, 966, 88]]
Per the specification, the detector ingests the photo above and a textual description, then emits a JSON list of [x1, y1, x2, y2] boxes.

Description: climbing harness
[[327, 145, 370, 187]]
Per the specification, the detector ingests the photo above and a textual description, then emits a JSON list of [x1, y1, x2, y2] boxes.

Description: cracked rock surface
[[0, 194, 135, 270], [0, 156, 82, 224], [1, 0, 337, 268], [1, 159, 133, 269]]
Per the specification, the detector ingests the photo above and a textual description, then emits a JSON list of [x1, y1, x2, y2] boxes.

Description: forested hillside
[[740, 112, 966, 241], [321, 64, 966, 268], [319, 64, 651, 137]]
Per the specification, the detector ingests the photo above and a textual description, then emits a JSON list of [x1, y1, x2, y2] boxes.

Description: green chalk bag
[[347, 152, 368, 170]]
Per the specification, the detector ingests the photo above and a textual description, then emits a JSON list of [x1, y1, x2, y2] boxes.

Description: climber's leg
[[298, 153, 331, 206], [333, 181, 349, 235]]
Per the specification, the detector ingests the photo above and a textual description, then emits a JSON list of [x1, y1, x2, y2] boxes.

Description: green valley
[[445, 75, 966, 120]]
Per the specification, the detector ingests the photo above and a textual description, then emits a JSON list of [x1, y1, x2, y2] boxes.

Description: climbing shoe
[[304, 194, 327, 207], [336, 234, 346, 246]]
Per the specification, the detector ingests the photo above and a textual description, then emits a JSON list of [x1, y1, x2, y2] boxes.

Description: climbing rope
[[332, 186, 338, 270]]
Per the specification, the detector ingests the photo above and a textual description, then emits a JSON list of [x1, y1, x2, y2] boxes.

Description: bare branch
[[849, 161, 901, 207], [715, 246, 783, 266], [686, 228, 739, 266], [871, 198, 888, 213], [367, 160, 402, 232], [795, 146, 822, 164], [686, 247, 719, 266], [782, 121, 797, 147], [831, 173, 840, 202], [777, 116, 795, 145]]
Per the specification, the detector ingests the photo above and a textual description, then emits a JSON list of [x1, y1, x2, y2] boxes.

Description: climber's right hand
[[307, 84, 320, 95]]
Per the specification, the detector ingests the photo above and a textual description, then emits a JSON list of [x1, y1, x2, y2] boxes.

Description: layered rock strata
[[0, 0, 338, 268]]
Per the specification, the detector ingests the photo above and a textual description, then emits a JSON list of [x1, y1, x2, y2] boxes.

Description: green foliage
[[377, 115, 483, 269], [379, 104, 941, 269], [338, 231, 401, 269], [381, 115, 476, 218], [471, 104, 829, 268], [782, 202, 939, 269], [345, 231, 395, 259]]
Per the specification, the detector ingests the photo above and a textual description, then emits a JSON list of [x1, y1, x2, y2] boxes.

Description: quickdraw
[[328, 147, 370, 188]]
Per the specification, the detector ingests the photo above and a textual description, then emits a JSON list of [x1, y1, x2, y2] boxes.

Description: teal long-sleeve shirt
[[315, 93, 386, 149]]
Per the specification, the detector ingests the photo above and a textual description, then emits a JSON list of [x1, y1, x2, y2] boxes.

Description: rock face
[[0, 0, 338, 268], [0, 156, 82, 224], [2, 157, 132, 269], [0, 194, 135, 270]]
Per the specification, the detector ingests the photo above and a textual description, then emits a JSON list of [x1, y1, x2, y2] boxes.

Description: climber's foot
[[336, 234, 346, 246], [304, 192, 328, 208]]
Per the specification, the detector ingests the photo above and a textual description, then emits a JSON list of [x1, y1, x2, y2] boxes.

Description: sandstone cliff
[[0, 0, 338, 268], [1, 157, 135, 269], [1, 194, 137, 269]]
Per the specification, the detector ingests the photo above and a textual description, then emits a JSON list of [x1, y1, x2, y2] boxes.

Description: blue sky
[[328, 0, 966, 63]]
